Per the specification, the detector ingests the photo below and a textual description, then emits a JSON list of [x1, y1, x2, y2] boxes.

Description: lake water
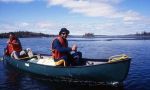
[[0, 37, 150, 90]]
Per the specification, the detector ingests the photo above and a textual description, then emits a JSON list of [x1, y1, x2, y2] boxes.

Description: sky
[[0, 0, 150, 35]]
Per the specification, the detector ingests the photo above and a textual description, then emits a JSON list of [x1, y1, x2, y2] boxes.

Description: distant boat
[[3, 54, 131, 83]]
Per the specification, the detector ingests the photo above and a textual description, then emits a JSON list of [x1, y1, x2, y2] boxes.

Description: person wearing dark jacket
[[51, 28, 82, 66]]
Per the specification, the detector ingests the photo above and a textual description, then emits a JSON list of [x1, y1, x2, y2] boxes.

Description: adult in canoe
[[51, 28, 82, 66], [4, 32, 33, 59]]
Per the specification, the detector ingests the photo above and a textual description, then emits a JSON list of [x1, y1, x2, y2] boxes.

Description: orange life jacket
[[7, 39, 22, 55], [51, 36, 67, 59]]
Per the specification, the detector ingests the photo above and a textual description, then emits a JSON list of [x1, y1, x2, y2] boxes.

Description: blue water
[[0, 37, 150, 90]]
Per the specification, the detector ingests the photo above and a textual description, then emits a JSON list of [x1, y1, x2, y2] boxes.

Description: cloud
[[20, 22, 29, 27], [48, 0, 118, 18], [123, 10, 142, 22], [0, 23, 18, 32], [0, 21, 60, 34], [95, 0, 124, 4], [0, 19, 150, 35], [36, 22, 54, 29], [47, 0, 143, 22], [0, 0, 34, 3], [45, 0, 149, 35]]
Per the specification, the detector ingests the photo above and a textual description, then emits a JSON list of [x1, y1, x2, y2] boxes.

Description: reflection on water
[[1, 64, 124, 90]]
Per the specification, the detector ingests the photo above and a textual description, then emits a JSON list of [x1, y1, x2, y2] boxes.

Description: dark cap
[[59, 28, 70, 35]]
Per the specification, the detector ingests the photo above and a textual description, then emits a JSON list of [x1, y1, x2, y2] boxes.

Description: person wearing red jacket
[[5, 32, 29, 59], [51, 28, 82, 66]]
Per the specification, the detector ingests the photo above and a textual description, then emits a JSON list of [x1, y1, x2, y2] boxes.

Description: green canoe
[[3, 54, 131, 83]]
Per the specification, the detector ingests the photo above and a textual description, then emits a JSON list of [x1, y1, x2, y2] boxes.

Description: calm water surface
[[0, 37, 150, 90]]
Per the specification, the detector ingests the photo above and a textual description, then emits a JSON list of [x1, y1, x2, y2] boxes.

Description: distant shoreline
[[1, 31, 150, 40], [1, 35, 150, 41]]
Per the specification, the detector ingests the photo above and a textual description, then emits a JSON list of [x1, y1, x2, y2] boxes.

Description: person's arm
[[53, 39, 72, 53]]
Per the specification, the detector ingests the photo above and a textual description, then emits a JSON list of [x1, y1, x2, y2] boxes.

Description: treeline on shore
[[0, 31, 55, 38], [82, 31, 150, 37], [1, 31, 150, 39], [135, 31, 150, 36]]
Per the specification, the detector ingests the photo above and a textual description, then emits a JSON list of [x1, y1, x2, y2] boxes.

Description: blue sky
[[0, 0, 150, 35]]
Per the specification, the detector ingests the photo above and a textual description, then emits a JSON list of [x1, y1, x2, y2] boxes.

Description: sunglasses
[[61, 32, 68, 35]]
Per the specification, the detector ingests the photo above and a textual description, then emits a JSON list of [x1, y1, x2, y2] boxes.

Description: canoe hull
[[3, 56, 131, 82]]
